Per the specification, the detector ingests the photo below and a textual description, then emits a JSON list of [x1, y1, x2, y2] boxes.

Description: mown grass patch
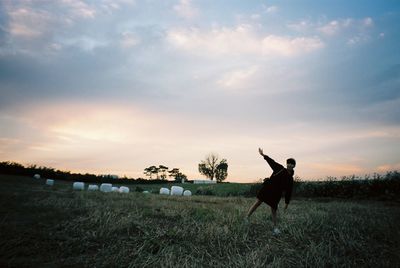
[[0, 175, 399, 267]]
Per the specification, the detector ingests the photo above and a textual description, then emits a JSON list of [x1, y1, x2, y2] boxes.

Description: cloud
[[7, 7, 53, 39], [317, 17, 374, 36], [377, 163, 400, 172], [261, 35, 324, 56], [263, 5, 278, 14], [307, 162, 364, 177], [217, 66, 259, 90], [61, 0, 96, 19], [318, 19, 353, 36], [1, 0, 138, 55], [287, 20, 313, 32], [119, 31, 141, 49], [58, 36, 109, 51], [167, 25, 324, 57], [363, 17, 373, 27], [173, 0, 199, 19], [347, 34, 370, 46]]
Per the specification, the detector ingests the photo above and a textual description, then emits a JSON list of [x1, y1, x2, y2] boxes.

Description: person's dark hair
[[286, 158, 296, 167]]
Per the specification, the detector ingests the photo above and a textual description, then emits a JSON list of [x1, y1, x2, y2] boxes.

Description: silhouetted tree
[[198, 153, 228, 182], [215, 159, 228, 182], [168, 168, 187, 182], [159, 165, 169, 180]]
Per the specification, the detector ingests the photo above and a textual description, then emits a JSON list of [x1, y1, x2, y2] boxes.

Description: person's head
[[286, 158, 296, 170]]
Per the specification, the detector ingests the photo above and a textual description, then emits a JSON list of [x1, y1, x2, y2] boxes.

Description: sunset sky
[[0, 0, 399, 182]]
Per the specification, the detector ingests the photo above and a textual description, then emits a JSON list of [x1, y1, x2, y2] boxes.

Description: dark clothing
[[256, 155, 294, 210]]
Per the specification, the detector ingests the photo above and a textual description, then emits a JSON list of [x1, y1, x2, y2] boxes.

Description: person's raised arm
[[258, 147, 283, 172]]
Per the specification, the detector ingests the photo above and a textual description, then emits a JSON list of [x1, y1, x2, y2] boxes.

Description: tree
[[175, 172, 187, 182], [159, 165, 169, 180], [168, 168, 187, 182], [198, 153, 228, 182], [144, 165, 159, 179], [168, 168, 179, 180], [144, 166, 153, 179], [215, 159, 228, 182]]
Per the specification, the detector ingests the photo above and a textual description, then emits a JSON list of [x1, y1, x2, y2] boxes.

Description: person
[[245, 148, 296, 235]]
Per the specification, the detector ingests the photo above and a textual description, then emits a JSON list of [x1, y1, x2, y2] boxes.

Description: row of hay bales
[[72, 182, 130, 193], [160, 186, 192, 196], [34, 173, 130, 194], [36, 173, 193, 196]]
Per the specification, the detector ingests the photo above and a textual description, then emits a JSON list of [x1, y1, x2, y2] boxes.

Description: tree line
[[0, 153, 229, 183], [143, 165, 187, 182], [0, 161, 173, 184]]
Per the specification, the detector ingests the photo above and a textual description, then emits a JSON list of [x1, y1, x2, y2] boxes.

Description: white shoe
[[273, 227, 281, 235]]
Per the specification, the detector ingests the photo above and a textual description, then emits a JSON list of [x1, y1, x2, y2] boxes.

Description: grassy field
[[1, 175, 399, 267]]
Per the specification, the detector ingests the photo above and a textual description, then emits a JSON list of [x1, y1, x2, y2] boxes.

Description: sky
[[0, 0, 399, 182]]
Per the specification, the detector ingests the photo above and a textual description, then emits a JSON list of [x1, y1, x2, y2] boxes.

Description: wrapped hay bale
[[159, 188, 170, 195], [111, 187, 119, 192], [183, 190, 192, 196], [88, 185, 99, 191], [73, 182, 85, 191], [171, 186, 184, 196], [100, 183, 112, 193], [33, 174, 41, 179], [119, 186, 130, 193], [46, 179, 54, 186], [142, 191, 149, 194]]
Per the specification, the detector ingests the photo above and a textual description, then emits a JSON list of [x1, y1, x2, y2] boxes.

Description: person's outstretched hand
[[258, 148, 264, 156]]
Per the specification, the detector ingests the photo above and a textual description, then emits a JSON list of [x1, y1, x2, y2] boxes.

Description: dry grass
[[0, 175, 399, 267]]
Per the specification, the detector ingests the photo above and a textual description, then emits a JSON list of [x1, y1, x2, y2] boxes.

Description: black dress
[[256, 155, 294, 210]]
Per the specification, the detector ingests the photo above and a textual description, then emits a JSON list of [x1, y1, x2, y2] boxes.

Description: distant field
[[1, 174, 399, 267]]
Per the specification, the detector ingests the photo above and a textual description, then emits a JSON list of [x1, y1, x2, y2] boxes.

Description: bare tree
[[198, 153, 228, 182]]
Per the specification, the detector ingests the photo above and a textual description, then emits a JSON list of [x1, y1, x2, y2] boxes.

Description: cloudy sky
[[0, 0, 399, 182]]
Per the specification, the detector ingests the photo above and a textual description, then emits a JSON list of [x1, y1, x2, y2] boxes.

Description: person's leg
[[246, 199, 263, 218], [271, 207, 277, 228]]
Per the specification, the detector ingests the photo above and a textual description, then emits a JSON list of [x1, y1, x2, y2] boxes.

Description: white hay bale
[[73, 182, 84, 191], [183, 190, 192, 196], [33, 174, 41, 179], [46, 179, 54, 186], [111, 186, 119, 192], [143, 190, 149, 194], [171, 186, 184, 196], [119, 186, 130, 193], [100, 183, 112, 192], [88, 185, 99, 191], [159, 187, 170, 195]]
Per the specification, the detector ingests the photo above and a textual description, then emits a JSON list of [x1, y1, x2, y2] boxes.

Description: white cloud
[[61, 0, 96, 19], [173, 0, 199, 19], [120, 32, 141, 48], [166, 24, 260, 55], [347, 34, 370, 46], [363, 17, 374, 27], [318, 17, 373, 36], [262, 35, 324, 56], [264, 5, 278, 14], [167, 25, 324, 57], [287, 20, 312, 32], [7, 7, 52, 38], [217, 66, 259, 90], [318, 20, 342, 36]]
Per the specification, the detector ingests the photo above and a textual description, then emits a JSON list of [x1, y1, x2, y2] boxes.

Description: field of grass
[[1, 174, 399, 267]]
